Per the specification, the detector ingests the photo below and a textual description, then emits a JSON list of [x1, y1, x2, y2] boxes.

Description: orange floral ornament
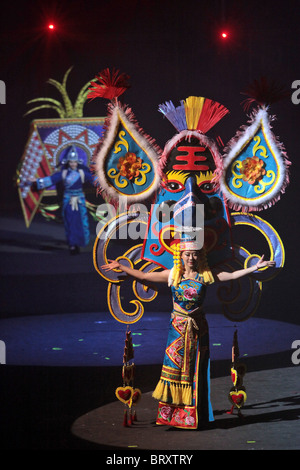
[[117, 152, 142, 180], [240, 156, 266, 185]]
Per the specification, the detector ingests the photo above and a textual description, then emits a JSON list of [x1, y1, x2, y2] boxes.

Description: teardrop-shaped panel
[[93, 104, 161, 203], [220, 108, 289, 211]]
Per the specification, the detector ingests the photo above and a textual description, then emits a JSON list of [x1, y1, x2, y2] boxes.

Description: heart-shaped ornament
[[228, 390, 247, 409], [131, 388, 142, 406], [115, 386, 133, 404]]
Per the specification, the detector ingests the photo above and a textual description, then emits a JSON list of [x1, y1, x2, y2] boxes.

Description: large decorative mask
[[142, 96, 232, 270], [91, 71, 289, 324]]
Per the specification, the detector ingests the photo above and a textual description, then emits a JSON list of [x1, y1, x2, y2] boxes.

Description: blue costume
[[36, 164, 94, 251], [153, 273, 214, 429]]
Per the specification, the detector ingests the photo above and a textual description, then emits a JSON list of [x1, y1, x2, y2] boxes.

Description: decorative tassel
[[227, 330, 247, 417], [127, 408, 133, 426], [152, 379, 192, 406], [170, 242, 183, 288], [123, 408, 129, 427]]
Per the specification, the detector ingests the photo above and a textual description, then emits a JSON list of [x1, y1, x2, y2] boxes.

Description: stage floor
[[72, 367, 300, 451], [1, 211, 300, 451], [0, 311, 300, 367]]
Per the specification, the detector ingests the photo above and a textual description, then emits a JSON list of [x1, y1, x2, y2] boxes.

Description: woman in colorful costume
[[102, 239, 275, 429], [32, 145, 95, 254]]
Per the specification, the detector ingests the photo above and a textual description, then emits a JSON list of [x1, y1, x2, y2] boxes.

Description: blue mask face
[[142, 137, 233, 269]]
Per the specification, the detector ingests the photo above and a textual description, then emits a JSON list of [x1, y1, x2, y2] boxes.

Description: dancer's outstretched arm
[[101, 259, 170, 283], [214, 255, 275, 282]]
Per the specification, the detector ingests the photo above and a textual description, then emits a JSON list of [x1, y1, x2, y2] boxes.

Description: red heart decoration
[[131, 388, 142, 405], [115, 386, 133, 404], [229, 390, 247, 408]]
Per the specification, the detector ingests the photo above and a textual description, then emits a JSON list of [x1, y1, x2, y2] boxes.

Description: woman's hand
[[101, 259, 121, 271], [256, 255, 276, 270]]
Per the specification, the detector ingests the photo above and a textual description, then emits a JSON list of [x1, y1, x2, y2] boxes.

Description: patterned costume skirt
[[152, 309, 214, 429]]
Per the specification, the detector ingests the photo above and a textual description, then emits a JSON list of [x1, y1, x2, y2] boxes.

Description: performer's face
[[181, 250, 200, 269], [69, 160, 78, 170]]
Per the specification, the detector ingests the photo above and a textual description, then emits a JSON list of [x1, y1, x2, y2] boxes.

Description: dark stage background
[[0, 0, 300, 450]]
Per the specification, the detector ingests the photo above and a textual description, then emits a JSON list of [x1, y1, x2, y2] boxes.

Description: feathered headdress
[[158, 96, 229, 133], [158, 96, 229, 187]]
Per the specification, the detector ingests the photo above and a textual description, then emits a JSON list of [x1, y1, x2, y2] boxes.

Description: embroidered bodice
[[171, 274, 206, 314]]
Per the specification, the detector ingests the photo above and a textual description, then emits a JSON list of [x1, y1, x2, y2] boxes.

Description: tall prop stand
[[227, 330, 247, 418], [115, 327, 142, 427]]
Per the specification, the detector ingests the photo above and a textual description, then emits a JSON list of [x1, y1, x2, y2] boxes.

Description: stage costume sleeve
[[36, 172, 63, 190]]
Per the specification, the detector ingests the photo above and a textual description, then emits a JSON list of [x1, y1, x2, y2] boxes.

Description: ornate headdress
[[169, 233, 214, 288]]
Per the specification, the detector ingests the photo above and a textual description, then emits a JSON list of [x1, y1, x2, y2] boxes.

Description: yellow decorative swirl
[[253, 170, 275, 194], [231, 161, 244, 188], [107, 167, 129, 188], [132, 262, 160, 303], [113, 130, 129, 154], [252, 135, 268, 159], [108, 162, 151, 188], [134, 163, 151, 186], [107, 282, 144, 323]]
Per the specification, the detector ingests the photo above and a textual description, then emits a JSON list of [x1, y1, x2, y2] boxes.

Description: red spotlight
[[48, 23, 55, 30], [221, 31, 228, 39]]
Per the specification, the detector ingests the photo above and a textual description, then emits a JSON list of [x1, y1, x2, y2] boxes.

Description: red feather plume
[[87, 68, 130, 101], [196, 98, 229, 133]]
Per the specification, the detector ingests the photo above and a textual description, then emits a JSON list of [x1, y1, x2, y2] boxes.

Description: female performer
[[102, 240, 275, 429]]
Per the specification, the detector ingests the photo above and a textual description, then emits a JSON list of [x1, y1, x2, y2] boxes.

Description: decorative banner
[[92, 104, 161, 203], [220, 108, 290, 211], [16, 117, 105, 227], [17, 128, 53, 227]]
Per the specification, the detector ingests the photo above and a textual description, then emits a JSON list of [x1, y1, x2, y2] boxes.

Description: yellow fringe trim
[[152, 379, 192, 406]]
